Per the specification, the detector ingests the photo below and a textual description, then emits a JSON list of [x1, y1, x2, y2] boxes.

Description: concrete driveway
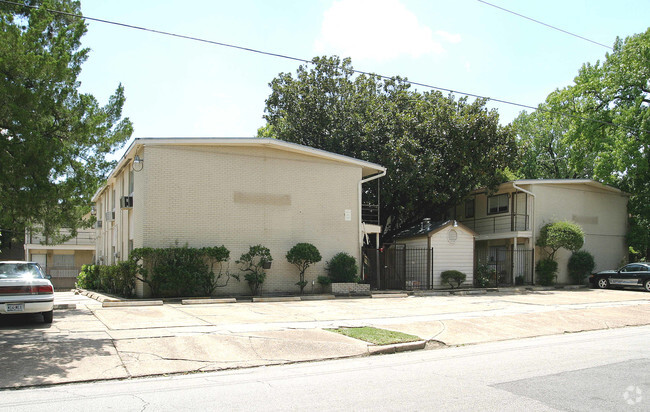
[[1, 289, 649, 389]]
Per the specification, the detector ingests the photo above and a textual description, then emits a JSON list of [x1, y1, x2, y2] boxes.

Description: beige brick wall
[[127, 144, 363, 296], [531, 184, 628, 283]]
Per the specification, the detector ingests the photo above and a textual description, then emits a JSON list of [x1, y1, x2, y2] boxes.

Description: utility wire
[[0, 0, 537, 111], [477, 0, 613, 50], [1, 0, 646, 135]]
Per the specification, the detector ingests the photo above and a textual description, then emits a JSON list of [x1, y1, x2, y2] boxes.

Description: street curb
[[368, 340, 427, 355]]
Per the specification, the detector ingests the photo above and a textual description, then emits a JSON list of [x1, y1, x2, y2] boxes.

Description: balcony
[[26, 228, 96, 246], [460, 214, 529, 236], [362, 204, 380, 225]]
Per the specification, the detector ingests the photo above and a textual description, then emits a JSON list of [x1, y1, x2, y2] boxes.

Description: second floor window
[[465, 199, 475, 218], [488, 194, 509, 215]]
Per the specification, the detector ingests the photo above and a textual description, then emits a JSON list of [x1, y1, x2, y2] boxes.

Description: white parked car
[[0, 261, 54, 323]]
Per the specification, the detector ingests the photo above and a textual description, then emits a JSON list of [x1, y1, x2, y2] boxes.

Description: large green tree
[[0, 0, 132, 245], [261, 56, 517, 240], [512, 28, 650, 257]]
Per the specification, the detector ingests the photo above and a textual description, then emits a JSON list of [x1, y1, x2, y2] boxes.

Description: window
[[488, 194, 509, 215], [128, 169, 134, 195], [465, 199, 475, 218]]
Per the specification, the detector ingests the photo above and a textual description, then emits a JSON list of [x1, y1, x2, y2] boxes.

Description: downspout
[[512, 182, 536, 283]]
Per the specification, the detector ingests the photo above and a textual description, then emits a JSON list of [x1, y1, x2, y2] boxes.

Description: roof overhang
[[469, 179, 628, 197], [396, 219, 478, 240], [92, 138, 387, 202]]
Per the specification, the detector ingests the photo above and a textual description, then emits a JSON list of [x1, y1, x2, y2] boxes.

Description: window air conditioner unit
[[120, 196, 134, 209], [95, 220, 103, 229], [105, 211, 115, 221]]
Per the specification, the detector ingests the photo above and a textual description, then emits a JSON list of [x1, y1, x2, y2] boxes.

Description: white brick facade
[[92, 138, 385, 297]]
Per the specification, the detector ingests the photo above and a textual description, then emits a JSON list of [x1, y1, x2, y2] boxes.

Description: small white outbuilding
[[395, 219, 476, 288]]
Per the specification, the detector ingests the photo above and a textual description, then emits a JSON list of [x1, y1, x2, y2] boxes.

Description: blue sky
[[77, 0, 650, 144]]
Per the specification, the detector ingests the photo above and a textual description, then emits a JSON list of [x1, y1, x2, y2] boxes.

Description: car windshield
[[0, 263, 45, 279]]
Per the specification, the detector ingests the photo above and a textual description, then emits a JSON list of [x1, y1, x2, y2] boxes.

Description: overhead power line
[[1, 0, 646, 135], [0, 0, 537, 111], [477, 0, 613, 50]]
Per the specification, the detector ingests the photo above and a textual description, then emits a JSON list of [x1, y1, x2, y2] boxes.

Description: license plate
[[6, 303, 24, 312]]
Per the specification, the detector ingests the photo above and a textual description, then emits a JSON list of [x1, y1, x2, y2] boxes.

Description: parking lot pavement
[[54, 291, 101, 308], [1, 288, 649, 389]]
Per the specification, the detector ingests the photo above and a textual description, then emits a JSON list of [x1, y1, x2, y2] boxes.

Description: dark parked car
[[589, 262, 650, 292]]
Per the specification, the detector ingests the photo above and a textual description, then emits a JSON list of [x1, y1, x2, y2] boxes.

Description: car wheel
[[596, 278, 609, 289], [644, 279, 650, 292], [42, 310, 53, 324]]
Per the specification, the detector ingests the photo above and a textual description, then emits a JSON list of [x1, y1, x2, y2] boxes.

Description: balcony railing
[[26, 229, 96, 246], [362, 204, 380, 225], [48, 266, 82, 279], [460, 214, 529, 235]]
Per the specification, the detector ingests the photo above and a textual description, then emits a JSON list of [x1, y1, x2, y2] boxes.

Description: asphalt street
[[2, 325, 648, 411], [1, 288, 649, 392]]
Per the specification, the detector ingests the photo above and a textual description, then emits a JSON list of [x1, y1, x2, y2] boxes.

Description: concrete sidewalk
[[1, 289, 649, 389]]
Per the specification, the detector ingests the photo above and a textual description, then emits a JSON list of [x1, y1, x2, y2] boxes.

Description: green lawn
[[327, 326, 420, 345]]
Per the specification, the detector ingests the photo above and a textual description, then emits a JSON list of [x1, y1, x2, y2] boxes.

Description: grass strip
[[326, 326, 420, 345]]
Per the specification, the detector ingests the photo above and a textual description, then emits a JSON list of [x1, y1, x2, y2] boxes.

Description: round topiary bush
[[568, 250, 595, 284], [441, 270, 466, 288], [326, 252, 358, 283]]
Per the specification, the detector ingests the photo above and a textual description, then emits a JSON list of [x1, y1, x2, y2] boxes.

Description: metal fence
[[475, 248, 534, 287], [364, 246, 433, 290]]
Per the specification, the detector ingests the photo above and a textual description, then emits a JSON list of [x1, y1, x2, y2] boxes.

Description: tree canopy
[[0, 0, 132, 244], [512, 28, 650, 256], [261, 56, 517, 240]]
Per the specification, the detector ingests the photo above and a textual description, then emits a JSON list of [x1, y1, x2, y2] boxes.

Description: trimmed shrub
[[286, 243, 322, 294], [536, 258, 558, 286], [237, 245, 272, 296], [317, 275, 332, 286], [100, 261, 137, 297], [568, 250, 596, 284], [326, 252, 358, 283], [475, 263, 495, 288], [76, 264, 100, 290], [537, 221, 584, 258], [441, 270, 466, 288], [131, 245, 236, 298], [76, 263, 136, 297]]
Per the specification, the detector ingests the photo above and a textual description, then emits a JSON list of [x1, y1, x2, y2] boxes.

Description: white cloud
[[314, 0, 445, 61], [436, 30, 462, 44]]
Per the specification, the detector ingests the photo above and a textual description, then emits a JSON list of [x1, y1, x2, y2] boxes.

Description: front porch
[[475, 237, 535, 286]]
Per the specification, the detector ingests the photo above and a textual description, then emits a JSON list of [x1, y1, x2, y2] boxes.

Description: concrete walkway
[[1, 289, 649, 389]]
